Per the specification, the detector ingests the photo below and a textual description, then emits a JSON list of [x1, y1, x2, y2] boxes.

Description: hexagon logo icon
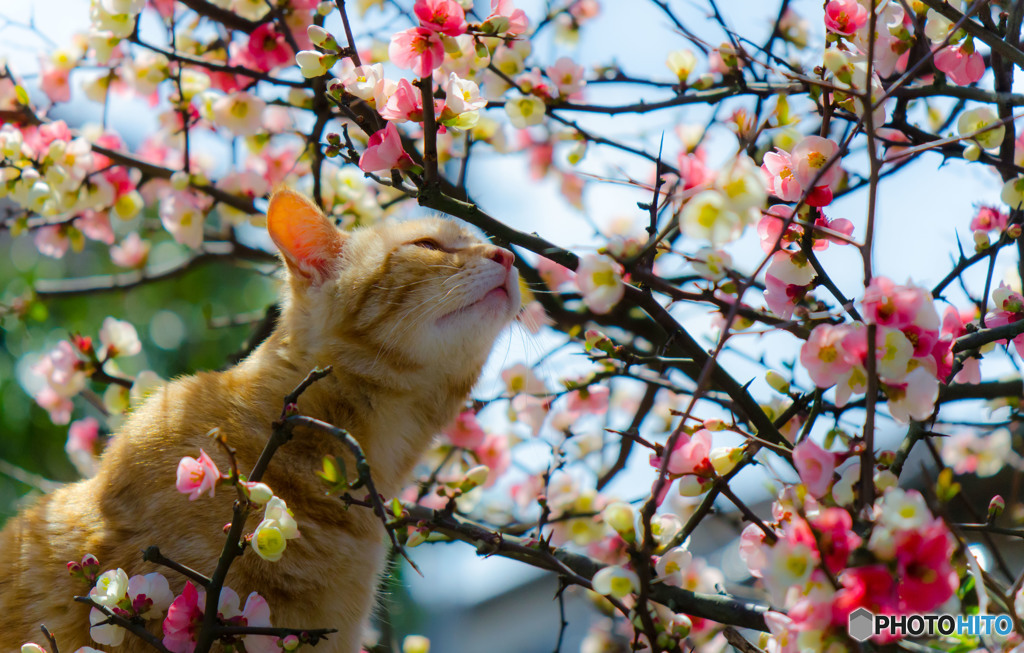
[[848, 607, 875, 642]]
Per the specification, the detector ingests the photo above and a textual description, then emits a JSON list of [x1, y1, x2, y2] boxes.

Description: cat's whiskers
[[368, 282, 469, 369], [370, 280, 475, 368]]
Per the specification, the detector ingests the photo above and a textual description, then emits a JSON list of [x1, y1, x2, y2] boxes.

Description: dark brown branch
[[177, 0, 261, 33], [400, 502, 770, 632]]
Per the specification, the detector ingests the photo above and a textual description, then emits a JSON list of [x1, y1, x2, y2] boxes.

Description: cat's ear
[[267, 189, 345, 285]]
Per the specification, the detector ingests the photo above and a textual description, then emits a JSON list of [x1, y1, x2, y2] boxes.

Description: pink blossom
[[813, 214, 854, 247], [894, 521, 957, 612], [566, 384, 609, 415], [568, 0, 598, 24], [380, 78, 424, 123], [39, 61, 71, 103], [236, 592, 276, 653], [388, 27, 445, 78], [245, 23, 293, 72], [651, 429, 713, 477], [934, 44, 985, 86], [885, 367, 939, 423], [67, 417, 100, 476], [34, 226, 69, 259], [800, 324, 855, 388], [575, 255, 624, 314], [414, 0, 467, 36], [162, 581, 202, 653], [21, 120, 71, 156], [757, 205, 800, 254], [257, 147, 303, 187], [545, 57, 586, 99], [763, 269, 808, 320], [511, 394, 550, 435], [110, 233, 151, 268], [473, 433, 510, 484], [970, 206, 1009, 232], [790, 135, 842, 190], [760, 149, 802, 202], [677, 147, 714, 191], [832, 565, 899, 628], [537, 257, 575, 290], [810, 508, 860, 574], [175, 449, 223, 500], [757, 206, 854, 254], [792, 440, 835, 498], [738, 523, 768, 577], [35, 386, 73, 424], [861, 277, 921, 330], [939, 306, 979, 383], [159, 191, 206, 249], [34, 340, 87, 398], [444, 410, 486, 449], [77, 210, 115, 244], [824, 0, 868, 35], [485, 0, 529, 36], [501, 362, 548, 395], [358, 122, 415, 173]]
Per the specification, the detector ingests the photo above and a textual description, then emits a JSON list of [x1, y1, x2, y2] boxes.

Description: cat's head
[[266, 190, 520, 387]]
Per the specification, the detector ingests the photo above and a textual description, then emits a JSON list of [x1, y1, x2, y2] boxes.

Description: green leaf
[[316, 455, 349, 492]]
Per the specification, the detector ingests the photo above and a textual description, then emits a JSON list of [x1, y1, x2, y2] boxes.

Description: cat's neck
[[231, 328, 478, 492]]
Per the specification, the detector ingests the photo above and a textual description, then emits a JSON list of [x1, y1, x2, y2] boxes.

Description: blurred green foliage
[[0, 217, 279, 522]]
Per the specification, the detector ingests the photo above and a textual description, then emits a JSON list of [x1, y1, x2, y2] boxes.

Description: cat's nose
[[488, 247, 515, 271]]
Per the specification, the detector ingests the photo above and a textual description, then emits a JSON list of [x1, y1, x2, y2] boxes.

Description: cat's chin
[[436, 278, 519, 327]]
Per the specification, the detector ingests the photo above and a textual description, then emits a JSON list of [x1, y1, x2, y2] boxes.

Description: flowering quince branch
[[72, 596, 173, 653], [141, 546, 211, 589], [395, 501, 770, 631], [281, 413, 423, 576], [38, 625, 59, 653], [188, 367, 335, 653]]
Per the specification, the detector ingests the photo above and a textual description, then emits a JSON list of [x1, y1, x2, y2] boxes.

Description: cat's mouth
[[437, 279, 516, 324]]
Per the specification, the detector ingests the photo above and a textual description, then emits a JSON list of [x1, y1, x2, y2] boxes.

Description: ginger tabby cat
[[0, 190, 521, 652]]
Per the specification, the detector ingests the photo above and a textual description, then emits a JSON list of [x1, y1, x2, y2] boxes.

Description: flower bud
[[296, 51, 330, 78], [666, 49, 696, 83], [963, 142, 981, 161], [403, 635, 431, 653], [462, 464, 490, 490], [169, 170, 190, 191], [988, 495, 1005, 521], [280, 634, 301, 651], [668, 613, 692, 638], [709, 446, 744, 476], [973, 229, 990, 251], [765, 370, 790, 394], [876, 450, 896, 468], [406, 528, 428, 547], [316, 0, 333, 15], [243, 481, 274, 505], [307, 25, 329, 46], [1008, 224, 1023, 240], [678, 476, 712, 496], [601, 502, 636, 539], [113, 190, 144, 220]]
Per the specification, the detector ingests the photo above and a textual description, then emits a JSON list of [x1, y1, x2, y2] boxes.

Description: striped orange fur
[[0, 190, 521, 652]]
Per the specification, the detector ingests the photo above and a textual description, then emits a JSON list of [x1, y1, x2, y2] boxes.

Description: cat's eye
[[411, 238, 444, 251]]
